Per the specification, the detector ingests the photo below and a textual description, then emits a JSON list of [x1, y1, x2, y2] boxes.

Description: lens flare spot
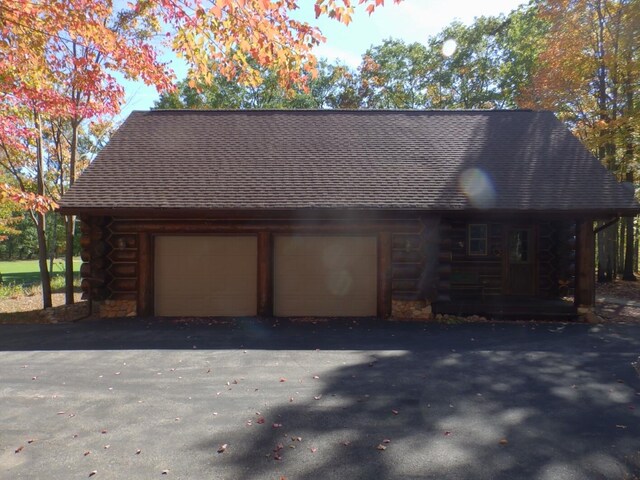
[[327, 270, 352, 296], [442, 39, 457, 57], [459, 168, 496, 209]]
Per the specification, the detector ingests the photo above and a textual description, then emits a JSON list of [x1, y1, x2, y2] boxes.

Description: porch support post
[[137, 233, 153, 316], [575, 219, 595, 309], [257, 231, 273, 317], [377, 231, 392, 318]]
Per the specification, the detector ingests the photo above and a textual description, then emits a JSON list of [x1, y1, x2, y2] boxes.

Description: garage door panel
[[207, 295, 257, 316], [276, 294, 375, 317], [274, 235, 377, 317], [276, 272, 376, 297], [206, 238, 257, 256], [155, 236, 257, 316], [155, 295, 206, 317]]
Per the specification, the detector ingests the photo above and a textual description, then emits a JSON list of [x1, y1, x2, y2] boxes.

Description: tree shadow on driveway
[[190, 341, 640, 479], [1, 319, 640, 479]]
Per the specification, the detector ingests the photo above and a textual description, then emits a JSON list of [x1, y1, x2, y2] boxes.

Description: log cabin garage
[[58, 110, 640, 319]]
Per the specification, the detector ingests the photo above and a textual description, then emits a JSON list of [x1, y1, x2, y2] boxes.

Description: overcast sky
[[118, 0, 527, 118]]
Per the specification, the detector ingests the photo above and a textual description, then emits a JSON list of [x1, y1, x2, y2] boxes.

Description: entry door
[[505, 227, 535, 295]]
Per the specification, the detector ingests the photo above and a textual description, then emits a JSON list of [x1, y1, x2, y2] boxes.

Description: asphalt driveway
[[1, 318, 639, 480]]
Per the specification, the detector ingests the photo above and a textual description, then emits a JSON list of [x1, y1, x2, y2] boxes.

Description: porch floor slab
[[433, 296, 577, 319]]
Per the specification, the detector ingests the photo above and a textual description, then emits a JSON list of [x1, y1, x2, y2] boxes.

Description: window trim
[[467, 224, 488, 256]]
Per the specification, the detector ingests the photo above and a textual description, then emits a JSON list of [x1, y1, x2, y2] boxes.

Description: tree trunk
[[35, 212, 52, 308], [623, 166, 637, 279], [65, 120, 79, 304], [34, 110, 52, 308], [618, 221, 625, 276], [65, 216, 75, 303], [633, 221, 640, 272], [49, 212, 57, 273], [621, 48, 636, 281], [597, 225, 609, 282], [623, 214, 637, 281], [612, 218, 619, 279]]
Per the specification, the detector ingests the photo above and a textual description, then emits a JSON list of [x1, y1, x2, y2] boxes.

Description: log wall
[[449, 220, 503, 300], [78, 215, 578, 317], [445, 219, 575, 300], [80, 216, 427, 318]]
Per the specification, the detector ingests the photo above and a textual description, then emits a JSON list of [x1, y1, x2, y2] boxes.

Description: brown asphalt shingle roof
[[60, 109, 639, 214]]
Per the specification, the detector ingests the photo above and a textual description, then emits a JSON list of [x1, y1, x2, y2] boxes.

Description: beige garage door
[[274, 236, 377, 317], [154, 236, 257, 316]]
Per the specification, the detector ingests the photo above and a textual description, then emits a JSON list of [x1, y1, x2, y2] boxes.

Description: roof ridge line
[[137, 108, 537, 114]]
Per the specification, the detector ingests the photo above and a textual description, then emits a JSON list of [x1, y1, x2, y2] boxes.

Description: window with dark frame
[[468, 224, 488, 256]]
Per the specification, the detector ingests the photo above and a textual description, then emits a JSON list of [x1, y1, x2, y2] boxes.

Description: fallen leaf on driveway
[[310, 447, 317, 453], [376, 444, 386, 451], [15, 446, 24, 454], [217, 444, 227, 453]]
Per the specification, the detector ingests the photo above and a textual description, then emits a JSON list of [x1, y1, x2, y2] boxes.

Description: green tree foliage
[[358, 8, 547, 110], [521, 0, 639, 281], [358, 39, 431, 108], [155, 60, 360, 110]]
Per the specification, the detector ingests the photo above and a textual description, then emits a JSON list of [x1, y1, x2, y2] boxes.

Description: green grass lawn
[[0, 257, 81, 287]]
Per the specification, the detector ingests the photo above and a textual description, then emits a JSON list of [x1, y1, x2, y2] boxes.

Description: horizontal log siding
[[107, 220, 138, 301], [537, 221, 575, 298], [447, 220, 575, 301], [83, 216, 424, 313], [391, 217, 439, 302], [79, 216, 112, 301], [449, 221, 503, 300]]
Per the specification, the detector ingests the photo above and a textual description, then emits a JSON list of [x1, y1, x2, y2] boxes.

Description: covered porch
[[433, 296, 577, 320], [433, 217, 595, 320]]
